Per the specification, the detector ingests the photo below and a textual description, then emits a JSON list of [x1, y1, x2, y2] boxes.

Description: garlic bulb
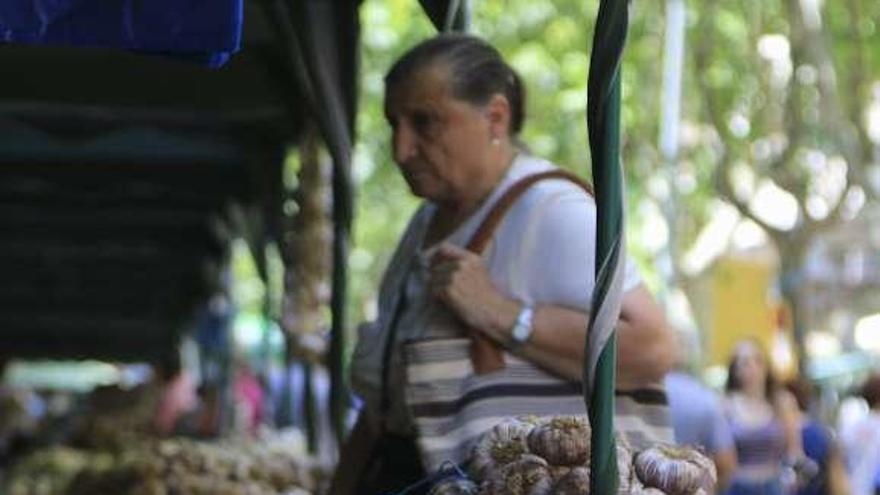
[[429, 477, 479, 495], [479, 454, 553, 495], [616, 437, 635, 495], [628, 477, 668, 495], [550, 441, 634, 495], [517, 415, 545, 426], [527, 416, 590, 466], [471, 419, 534, 480], [551, 465, 590, 494], [634, 445, 716, 495], [549, 465, 572, 482]]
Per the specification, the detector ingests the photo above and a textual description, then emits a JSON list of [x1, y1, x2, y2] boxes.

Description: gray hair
[[385, 34, 526, 136]]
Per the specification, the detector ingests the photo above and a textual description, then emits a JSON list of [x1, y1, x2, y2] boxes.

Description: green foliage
[[349, 1, 432, 321], [688, 0, 880, 239], [681, 0, 880, 362]]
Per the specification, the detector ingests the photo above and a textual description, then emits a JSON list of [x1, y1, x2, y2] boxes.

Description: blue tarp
[[0, 0, 243, 67]]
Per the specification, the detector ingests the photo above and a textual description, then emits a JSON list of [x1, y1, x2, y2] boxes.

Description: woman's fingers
[[429, 243, 470, 294], [428, 243, 490, 307], [428, 269, 453, 299], [432, 242, 472, 262], [425, 242, 516, 336]]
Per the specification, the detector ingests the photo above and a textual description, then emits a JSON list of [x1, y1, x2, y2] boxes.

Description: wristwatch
[[509, 304, 534, 348]]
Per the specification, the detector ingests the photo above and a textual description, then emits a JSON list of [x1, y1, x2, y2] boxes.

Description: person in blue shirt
[[665, 332, 738, 492], [666, 370, 738, 491], [785, 377, 849, 495]]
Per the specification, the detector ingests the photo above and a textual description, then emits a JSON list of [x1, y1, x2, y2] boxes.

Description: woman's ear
[[485, 94, 512, 140]]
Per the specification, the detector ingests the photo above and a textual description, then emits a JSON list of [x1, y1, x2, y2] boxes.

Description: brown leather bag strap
[[464, 169, 593, 375], [466, 169, 594, 254]]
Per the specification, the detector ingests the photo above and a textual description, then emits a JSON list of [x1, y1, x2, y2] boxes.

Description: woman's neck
[[427, 191, 493, 246], [741, 383, 766, 401], [427, 144, 517, 245], [437, 144, 517, 216]]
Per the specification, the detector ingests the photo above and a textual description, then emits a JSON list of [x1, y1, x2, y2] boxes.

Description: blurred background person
[[232, 356, 264, 436], [723, 339, 804, 495], [193, 383, 221, 438], [153, 351, 197, 437], [839, 373, 880, 495], [665, 331, 738, 492], [785, 377, 849, 495]]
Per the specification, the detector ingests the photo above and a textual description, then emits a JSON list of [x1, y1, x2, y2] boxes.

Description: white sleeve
[[511, 186, 641, 312]]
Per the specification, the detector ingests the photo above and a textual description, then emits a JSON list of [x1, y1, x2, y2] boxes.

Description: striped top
[[730, 417, 786, 472]]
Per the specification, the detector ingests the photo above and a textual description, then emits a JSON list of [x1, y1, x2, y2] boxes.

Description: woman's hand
[[428, 243, 517, 335]]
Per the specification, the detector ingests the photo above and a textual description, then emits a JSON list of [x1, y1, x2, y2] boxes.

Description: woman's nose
[[392, 124, 417, 163]]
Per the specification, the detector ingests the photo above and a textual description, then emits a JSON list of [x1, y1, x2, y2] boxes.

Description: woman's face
[[733, 343, 767, 389], [384, 65, 497, 204]]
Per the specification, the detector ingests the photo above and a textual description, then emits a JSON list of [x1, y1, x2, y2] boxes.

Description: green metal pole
[[585, 0, 629, 493]]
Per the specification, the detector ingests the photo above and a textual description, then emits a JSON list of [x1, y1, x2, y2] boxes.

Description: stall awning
[[0, 0, 243, 67]]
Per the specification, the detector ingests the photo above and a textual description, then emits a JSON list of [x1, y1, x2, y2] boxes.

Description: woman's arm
[[775, 390, 805, 458], [513, 284, 673, 386], [826, 442, 851, 495], [429, 243, 674, 385], [615, 285, 676, 388]]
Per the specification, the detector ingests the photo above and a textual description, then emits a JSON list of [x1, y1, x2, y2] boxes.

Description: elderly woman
[[333, 34, 673, 494]]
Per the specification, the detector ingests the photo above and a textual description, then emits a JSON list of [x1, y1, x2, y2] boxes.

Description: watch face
[[513, 322, 530, 343], [511, 306, 533, 345]]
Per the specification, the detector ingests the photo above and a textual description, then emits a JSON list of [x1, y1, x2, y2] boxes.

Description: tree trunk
[[777, 238, 809, 377]]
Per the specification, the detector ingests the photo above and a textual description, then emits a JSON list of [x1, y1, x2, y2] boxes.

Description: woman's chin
[[405, 178, 436, 199]]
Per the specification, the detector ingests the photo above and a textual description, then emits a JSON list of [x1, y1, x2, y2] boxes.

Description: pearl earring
[[491, 137, 500, 146]]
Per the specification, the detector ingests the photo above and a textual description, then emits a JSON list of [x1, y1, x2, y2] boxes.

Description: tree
[[689, 0, 880, 368]]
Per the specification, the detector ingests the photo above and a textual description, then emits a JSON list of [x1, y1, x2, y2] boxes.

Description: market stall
[[0, 0, 714, 493]]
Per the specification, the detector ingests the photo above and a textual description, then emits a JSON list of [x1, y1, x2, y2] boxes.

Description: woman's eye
[[411, 112, 432, 134]]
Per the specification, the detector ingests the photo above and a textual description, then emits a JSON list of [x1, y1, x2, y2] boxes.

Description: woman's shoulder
[[773, 388, 800, 415], [508, 155, 594, 206]]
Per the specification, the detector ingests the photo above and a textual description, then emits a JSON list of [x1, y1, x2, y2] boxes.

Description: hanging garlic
[[471, 418, 535, 480], [429, 477, 479, 495], [527, 416, 590, 466], [551, 465, 590, 494], [633, 445, 716, 495]]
